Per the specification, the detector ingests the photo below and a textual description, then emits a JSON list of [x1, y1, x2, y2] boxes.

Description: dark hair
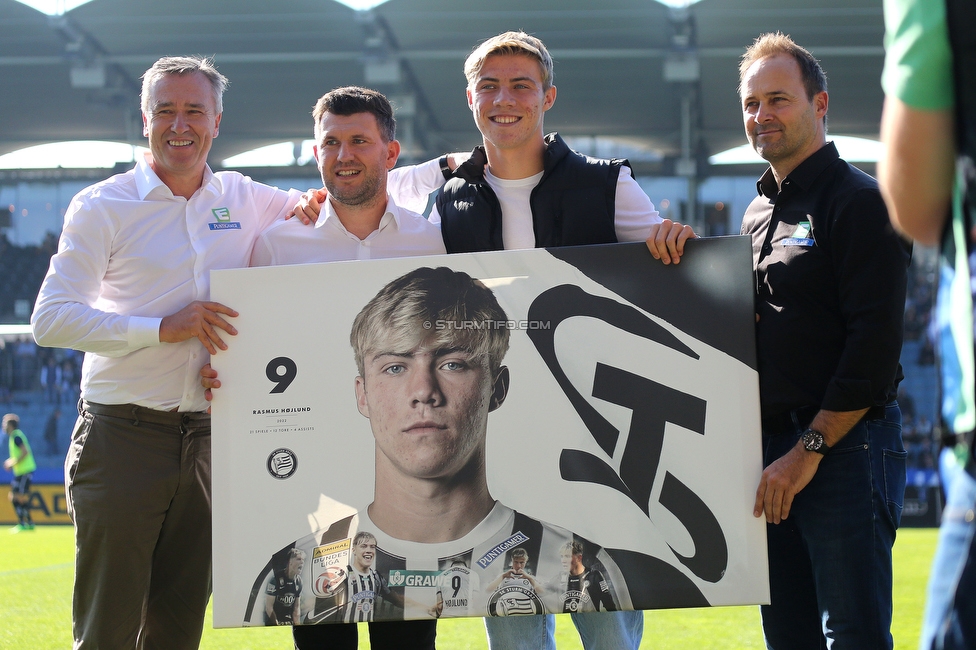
[[313, 86, 396, 142]]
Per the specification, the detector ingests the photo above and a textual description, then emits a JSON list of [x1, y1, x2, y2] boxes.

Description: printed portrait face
[[511, 554, 527, 573], [287, 554, 304, 579], [356, 339, 508, 483], [559, 547, 573, 572], [352, 535, 377, 571]]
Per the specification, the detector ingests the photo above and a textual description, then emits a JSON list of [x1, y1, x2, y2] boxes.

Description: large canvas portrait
[[209, 237, 768, 628]]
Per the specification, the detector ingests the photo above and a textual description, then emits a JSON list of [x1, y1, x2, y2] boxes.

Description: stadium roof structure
[[0, 0, 885, 175]]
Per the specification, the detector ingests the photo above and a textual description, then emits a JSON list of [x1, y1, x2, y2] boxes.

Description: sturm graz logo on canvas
[[267, 448, 298, 479], [527, 285, 729, 584], [486, 584, 546, 617]]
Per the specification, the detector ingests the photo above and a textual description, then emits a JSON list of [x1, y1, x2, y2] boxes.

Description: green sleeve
[[882, 0, 954, 110]]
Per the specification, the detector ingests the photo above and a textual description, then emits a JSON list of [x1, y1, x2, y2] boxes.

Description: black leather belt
[[81, 400, 209, 427]]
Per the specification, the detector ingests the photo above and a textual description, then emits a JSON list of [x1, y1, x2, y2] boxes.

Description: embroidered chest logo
[[209, 207, 242, 230], [781, 220, 814, 247]]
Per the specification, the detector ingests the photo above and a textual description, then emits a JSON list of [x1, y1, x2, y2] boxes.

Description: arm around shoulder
[[388, 157, 452, 214]]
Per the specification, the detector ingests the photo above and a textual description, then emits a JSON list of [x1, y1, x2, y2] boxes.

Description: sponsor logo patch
[[476, 531, 530, 569], [209, 207, 241, 230], [311, 539, 351, 598]]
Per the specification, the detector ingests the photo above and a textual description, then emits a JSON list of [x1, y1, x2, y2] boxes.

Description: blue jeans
[[760, 404, 906, 650], [920, 468, 976, 650], [484, 610, 643, 650]]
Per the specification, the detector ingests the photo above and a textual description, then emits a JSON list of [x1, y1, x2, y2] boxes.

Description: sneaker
[[9, 524, 28, 533]]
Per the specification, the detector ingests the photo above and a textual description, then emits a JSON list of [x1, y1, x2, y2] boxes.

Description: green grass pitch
[[0, 525, 936, 648]]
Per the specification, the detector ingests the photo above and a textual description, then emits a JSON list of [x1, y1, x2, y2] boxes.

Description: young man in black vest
[[430, 31, 692, 270], [431, 30, 687, 650], [291, 33, 693, 271]]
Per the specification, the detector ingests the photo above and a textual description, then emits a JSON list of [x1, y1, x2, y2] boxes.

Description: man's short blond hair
[[561, 540, 584, 557], [464, 31, 554, 91]]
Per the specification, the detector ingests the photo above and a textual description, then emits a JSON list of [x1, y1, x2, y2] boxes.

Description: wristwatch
[[439, 155, 453, 180], [801, 428, 830, 455]]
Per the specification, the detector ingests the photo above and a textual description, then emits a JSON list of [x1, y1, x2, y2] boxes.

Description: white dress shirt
[[32, 153, 302, 411], [250, 193, 445, 267]]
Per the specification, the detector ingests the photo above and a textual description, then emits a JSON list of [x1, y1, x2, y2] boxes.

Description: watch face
[[802, 430, 824, 451]]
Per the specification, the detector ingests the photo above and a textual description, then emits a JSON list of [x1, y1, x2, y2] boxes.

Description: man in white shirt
[[207, 86, 443, 650], [249, 89, 444, 268], [31, 56, 305, 649]]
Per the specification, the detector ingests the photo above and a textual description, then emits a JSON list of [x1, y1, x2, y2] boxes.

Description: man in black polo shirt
[[738, 33, 911, 650]]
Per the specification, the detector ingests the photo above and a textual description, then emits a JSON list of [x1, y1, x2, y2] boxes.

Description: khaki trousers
[[66, 401, 212, 650]]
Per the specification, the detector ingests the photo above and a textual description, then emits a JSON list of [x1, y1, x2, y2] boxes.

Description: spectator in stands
[[44, 407, 60, 456], [13, 337, 36, 392], [40, 357, 61, 403], [60, 359, 77, 405]]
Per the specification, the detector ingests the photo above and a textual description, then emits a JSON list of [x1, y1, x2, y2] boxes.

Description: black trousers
[[293, 620, 437, 650]]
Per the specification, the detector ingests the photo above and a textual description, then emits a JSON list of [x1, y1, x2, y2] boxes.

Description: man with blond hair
[[280, 30, 696, 650], [265, 548, 305, 626], [431, 31, 691, 267], [739, 33, 910, 648]]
